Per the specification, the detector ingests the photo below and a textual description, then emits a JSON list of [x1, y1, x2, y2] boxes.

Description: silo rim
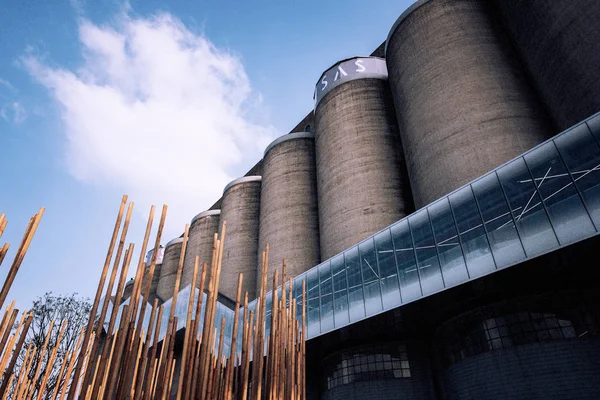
[[165, 237, 185, 247], [223, 175, 262, 194], [263, 131, 315, 157], [385, 0, 432, 56], [191, 209, 221, 225], [314, 56, 385, 92], [124, 279, 135, 287]]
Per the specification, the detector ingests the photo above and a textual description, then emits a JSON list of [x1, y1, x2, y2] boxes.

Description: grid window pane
[[359, 238, 383, 316], [331, 254, 349, 328], [293, 274, 305, 327], [428, 198, 469, 286], [391, 220, 421, 302], [587, 113, 600, 143], [524, 141, 595, 244], [449, 186, 496, 278], [472, 173, 526, 267], [497, 158, 559, 256], [319, 261, 334, 333], [306, 269, 320, 337], [554, 123, 600, 230], [345, 246, 365, 322], [374, 229, 401, 309], [408, 210, 444, 294]]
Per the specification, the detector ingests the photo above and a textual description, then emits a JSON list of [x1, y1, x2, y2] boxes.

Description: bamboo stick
[[58, 326, 85, 400], [36, 321, 67, 400], [66, 195, 126, 400], [0, 208, 44, 309], [176, 256, 199, 400], [0, 313, 32, 397]]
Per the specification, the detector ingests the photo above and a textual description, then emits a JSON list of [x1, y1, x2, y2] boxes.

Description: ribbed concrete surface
[[156, 240, 184, 301], [386, 0, 553, 208], [258, 133, 321, 293], [122, 280, 134, 302], [219, 178, 261, 300], [493, 0, 600, 130], [142, 263, 161, 304], [182, 211, 220, 291], [315, 78, 412, 260]]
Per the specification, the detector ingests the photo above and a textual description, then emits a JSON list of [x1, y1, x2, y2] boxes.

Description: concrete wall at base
[[157, 240, 184, 301], [315, 76, 412, 260], [438, 339, 600, 400], [493, 0, 600, 131], [219, 177, 261, 300], [386, 0, 553, 208], [258, 133, 320, 293], [183, 211, 220, 291]]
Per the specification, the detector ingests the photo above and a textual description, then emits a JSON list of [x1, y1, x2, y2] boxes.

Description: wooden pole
[[0, 313, 33, 397], [67, 195, 127, 400]]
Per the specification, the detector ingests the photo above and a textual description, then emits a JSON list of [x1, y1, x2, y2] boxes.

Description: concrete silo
[[219, 176, 262, 300], [122, 279, 134, 302], [314, 56, 413, 260], [493, 0, 600, 130], [258, 132, 320, 293], [385, 0, 553, 208], [156, 238, 184, 302], [182, 210, 220, 291]]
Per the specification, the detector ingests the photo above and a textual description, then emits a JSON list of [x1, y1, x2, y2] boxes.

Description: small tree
[[16, 292, 91, 399]]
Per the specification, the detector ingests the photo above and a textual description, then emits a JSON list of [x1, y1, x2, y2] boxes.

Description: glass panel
[[554, 124, 600, 229], [319, 261, 334, 333], [497, 158, 559, 256], [449, 186, 496, 278], [374, 229, 401, 310], [293, 274, 304, 326], [331, 254, 350, 328], [408, 210, 444, 295], [524, 141, 595, 244], [391, 220, 421, 303], [428, 198, 469, 286], [587, 113, 600, 143], [359, 238, 383, 316], [306, 269, 320, 337], [345, 246, 366, 322], [472, 173, 526, 267]]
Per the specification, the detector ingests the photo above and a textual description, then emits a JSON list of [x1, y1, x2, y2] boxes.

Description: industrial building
[[115, 0, 600, 398]]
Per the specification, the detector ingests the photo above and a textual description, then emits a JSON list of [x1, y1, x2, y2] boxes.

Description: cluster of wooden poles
[[0, 196, 306, 399]]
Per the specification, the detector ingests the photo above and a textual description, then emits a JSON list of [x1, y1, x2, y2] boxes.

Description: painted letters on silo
[[182, 210, 220, 291], [258, 132, 320, 293], [314, 56, 412, 260], [493, 0, 600, 130], [156, 238, 184, 302], [385, 0, 553, 208], [219, 176, 261, 300]]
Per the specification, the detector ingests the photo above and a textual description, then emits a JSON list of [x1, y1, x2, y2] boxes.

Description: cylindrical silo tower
[[122, 279, 134, 303], [258, 132, 320, 293], [385, 0, 553, 208], [182, 210, 221, 291], [142, 247, 163, 304], [492, 0, 600, 130], [314, 56, 413, 260], [219, 176, 261, 300], [156, 238, 184, 302]]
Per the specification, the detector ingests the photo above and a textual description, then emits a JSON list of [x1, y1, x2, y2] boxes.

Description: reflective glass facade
[[115, 113, 600, 347]]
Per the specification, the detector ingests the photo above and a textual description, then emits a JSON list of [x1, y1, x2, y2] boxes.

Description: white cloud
[[23, 13, 276, 239], [1, 102, 26, 124]]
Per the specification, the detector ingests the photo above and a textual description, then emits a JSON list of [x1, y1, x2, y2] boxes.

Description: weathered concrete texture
[[219, 177, 261, 300], [142, 263, 162, 304], [438, 339, 600, 400], [386, 0, 553, 208], [315, 77, 412, 260], [182, 211, 220, 291], [122, 280, 134, 302], [258, 133, 321, 293], [156, 239, 184, 301], [493, 0, 600, 131]]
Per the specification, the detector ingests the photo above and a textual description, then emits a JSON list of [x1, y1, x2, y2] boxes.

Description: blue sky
[[0, 0, 412, 309]]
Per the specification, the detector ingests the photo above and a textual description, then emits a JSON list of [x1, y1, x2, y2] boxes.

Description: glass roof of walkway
[[105, 111, 600, 353]]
